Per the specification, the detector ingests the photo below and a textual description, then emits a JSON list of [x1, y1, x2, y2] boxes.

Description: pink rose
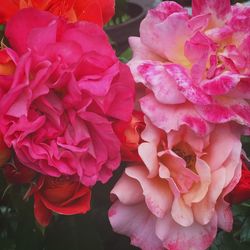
[[0, 8, 134, 186], [129, 0, 250, 136], [109, 118, 242, 250]]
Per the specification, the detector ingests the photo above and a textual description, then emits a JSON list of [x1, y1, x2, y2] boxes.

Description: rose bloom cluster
[[0, 0, 250, 248], [0, 1, 135, 226], [109, 0, 250, 250]]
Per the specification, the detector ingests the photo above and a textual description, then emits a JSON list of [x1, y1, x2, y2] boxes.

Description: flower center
[[172, 142, 196, 172]]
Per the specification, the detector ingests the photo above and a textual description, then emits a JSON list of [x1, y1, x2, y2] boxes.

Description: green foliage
[[241, 136, 250, 144], [0, 25, 5, 44], [209, 201, 250, 250], [240, 217, 250, 243], [0, 185, 44, 250], [119, 48, 132, 63], [209, 231, 240, 250], [106, 0, 131, 26]]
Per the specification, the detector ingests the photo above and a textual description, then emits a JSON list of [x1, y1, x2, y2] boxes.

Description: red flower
[[0, 132, 11, 167], [0, 49, 16, 76], [2, 156, 36, 184], [227, 159, 250, 204], [0, 49, 16, 103], [31, 176, 91, 226], [0, 0, 114, 26], [113, 111, 145, 162]]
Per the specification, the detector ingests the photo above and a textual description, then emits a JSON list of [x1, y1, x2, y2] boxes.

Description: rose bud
[[226, 159, 250, 204], [113, 111, 145, 162], [31, 176, 91, 227]]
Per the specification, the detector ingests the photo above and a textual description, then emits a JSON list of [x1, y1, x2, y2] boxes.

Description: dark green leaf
[[240, 218, 250, 242], [241, 136, 250, 144], [209, 231, 239, 250]]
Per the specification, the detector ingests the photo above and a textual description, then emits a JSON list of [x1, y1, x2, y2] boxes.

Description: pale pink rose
[[0, 8, 135, 186], [109, 118, 242, 250], [129, 0, 250, 136]]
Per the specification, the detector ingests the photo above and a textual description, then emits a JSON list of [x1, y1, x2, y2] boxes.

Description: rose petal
[[126, 166, 173, 218], [138, 62, 186, 104], [140, 94, 211, 136], [34, 193, 52, 227], [140, 2, 191, 64], [156, 213, 217, 250], [6, 8, 56, 54], [109, 202, 163, 250], [111, 173, 144, 205]]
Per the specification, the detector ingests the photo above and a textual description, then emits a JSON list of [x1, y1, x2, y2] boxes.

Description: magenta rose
[[109, 118, 242, 250], [0, 8, 134, 186], [129, 0, 250, 136]]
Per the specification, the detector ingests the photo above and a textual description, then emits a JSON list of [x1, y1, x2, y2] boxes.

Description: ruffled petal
[[140, 94, 212, 135], [126, 166, 173, 218]]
